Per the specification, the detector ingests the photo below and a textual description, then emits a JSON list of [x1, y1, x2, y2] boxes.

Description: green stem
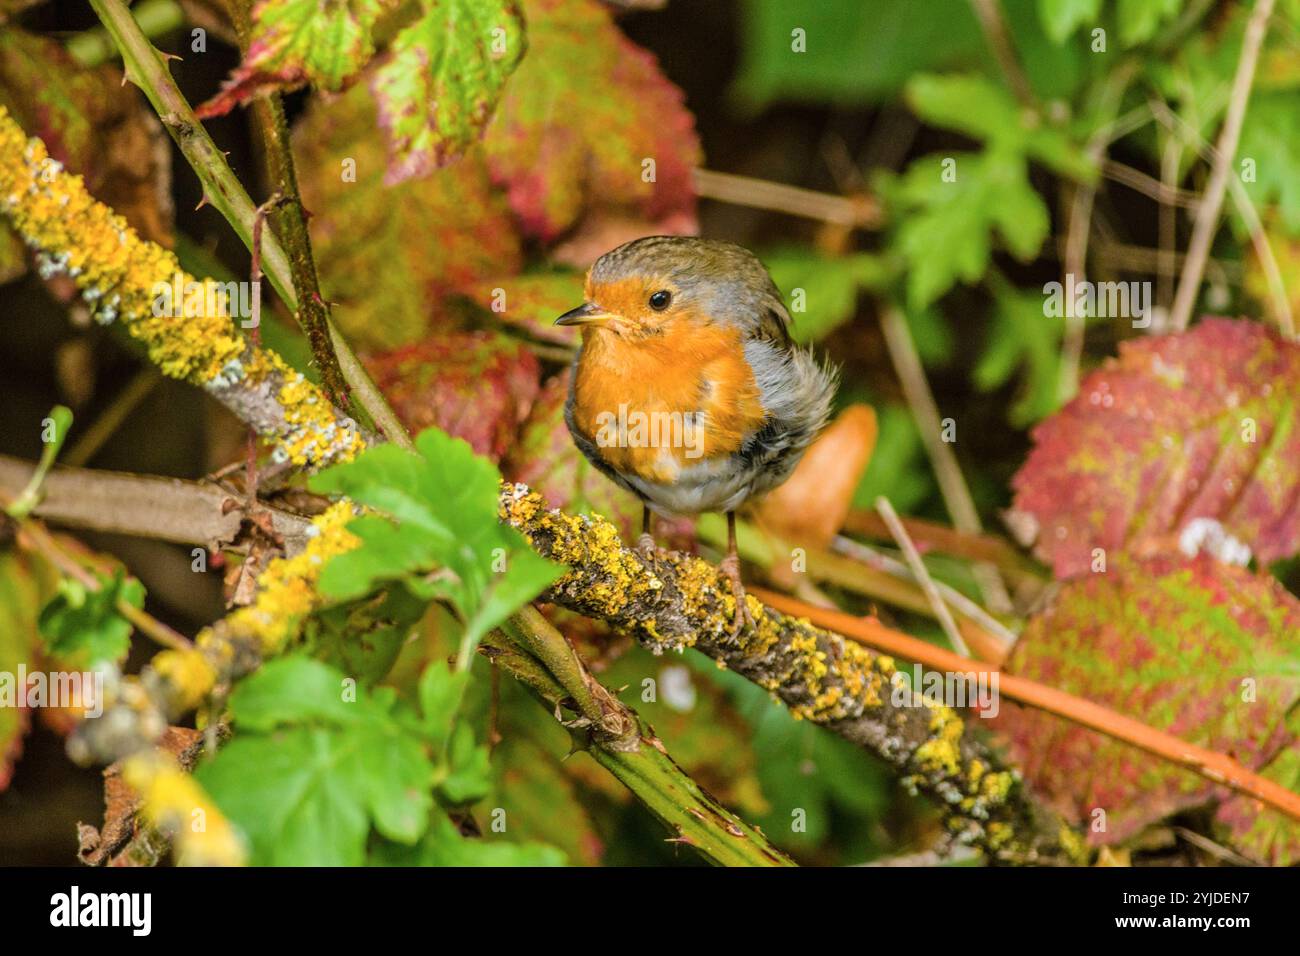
[[87, 0, 414, 450], [481, 633, 794, 867], [501, 606, 601, 723], [67, 0, 183, 67], [6, 405, 72, 519]]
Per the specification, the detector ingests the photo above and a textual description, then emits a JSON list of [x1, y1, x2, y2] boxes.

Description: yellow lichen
[[204, 502, 360, 656], [151, 648, 218, 713], [0, 107, 361, 470], [122, 753, 246, 866]]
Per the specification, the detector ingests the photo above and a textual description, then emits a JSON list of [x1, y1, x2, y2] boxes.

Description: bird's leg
[[637, 504, 656, 560], [719, 511, 754, 637]]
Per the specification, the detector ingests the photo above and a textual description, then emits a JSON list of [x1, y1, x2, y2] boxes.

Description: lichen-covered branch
[[0, 106, 365, 469], [499, 484, 1083, 864]]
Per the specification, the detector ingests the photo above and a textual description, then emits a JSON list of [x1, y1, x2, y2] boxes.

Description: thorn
[[194, 194, 210, 211], [160, 52, 184, 63]]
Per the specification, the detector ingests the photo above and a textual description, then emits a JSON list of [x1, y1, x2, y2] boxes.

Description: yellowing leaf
[[373, 0, 527, 182], [198, 0, 396, 116]]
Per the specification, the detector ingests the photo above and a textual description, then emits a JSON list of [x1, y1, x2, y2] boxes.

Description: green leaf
[[418, 659, 471, 752], [885, 150, 1049, 308], [1117, 0, 1183, 47], [37, 570, 143, 668], [733, 0, 1092, 107], [973, 286, 1065, 426], [197, 0, 395, 117], [371, 812, 565, 866], [905, 73, 1097, 182], [1239, 93, 1300, 236], [1037, 0, 1101, 44], [851, 403, 934, 514], [373, 0, 526, 182], [198, 656, 436, 864], [440, 722, 492, 804], [310, 427, 565, 664]]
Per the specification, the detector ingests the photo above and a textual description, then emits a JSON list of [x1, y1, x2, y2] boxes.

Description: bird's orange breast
[[572, 320, 767, 484]]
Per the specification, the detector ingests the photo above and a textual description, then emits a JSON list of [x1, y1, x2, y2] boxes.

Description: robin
[[556, 236, 838, 635]]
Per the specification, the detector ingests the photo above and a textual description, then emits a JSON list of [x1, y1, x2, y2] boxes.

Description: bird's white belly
[[623, 453, 788, 516]]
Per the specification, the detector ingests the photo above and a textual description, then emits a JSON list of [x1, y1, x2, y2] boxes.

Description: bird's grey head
[[581, 236, 788, 336]]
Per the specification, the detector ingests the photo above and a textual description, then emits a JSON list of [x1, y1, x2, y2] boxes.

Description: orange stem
[[751, 586, 1300, 825]]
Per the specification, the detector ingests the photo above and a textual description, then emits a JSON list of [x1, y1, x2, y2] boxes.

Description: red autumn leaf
[[1011, 319, 1300, 578], [0, 548, 59, 791], [1215, 729, 1300, 865], [482, 0, 701, 242], [364, 330, 540, 463], [293, 84, 523, 350], [991, 553, 1300, 850]]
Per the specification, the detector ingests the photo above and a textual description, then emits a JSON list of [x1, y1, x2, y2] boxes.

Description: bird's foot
[[636, 532, 657, 562], [718, 552, 755, 638]]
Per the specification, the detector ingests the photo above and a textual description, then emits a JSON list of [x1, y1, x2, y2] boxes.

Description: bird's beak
[[555, 302, 616, 326]]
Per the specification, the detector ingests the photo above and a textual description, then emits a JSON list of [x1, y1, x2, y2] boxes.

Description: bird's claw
[[718, 553, 754, 638], [636, 532, 657, 562]]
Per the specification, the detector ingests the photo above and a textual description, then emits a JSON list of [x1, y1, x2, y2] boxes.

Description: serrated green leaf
[[373, 0, 526, 182], [1117, 0, 1183, 47], [760, 247, 888, 343], [197, 0, 395, 116], [37, 570, 142, 667], [886, 150, 1049, 308], [418, 659, 471, 752], [974, 286, 1065, 426], [310, 427, 564, 665], [199, 656, 435, 864], [440, 721, 492, 804]]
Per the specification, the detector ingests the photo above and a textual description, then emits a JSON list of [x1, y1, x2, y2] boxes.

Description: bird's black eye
[[648, 290, 672, 311]]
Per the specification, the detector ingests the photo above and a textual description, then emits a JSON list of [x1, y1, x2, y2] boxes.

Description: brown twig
[[692, 168, 881, 228], [967, 0, 1035, 106], [875, 497, 970, 656], [878, 305, 1012, 613], [1168, 0, 1276, 332]]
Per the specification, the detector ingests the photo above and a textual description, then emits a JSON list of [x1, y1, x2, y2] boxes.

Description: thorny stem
[[480, 630, 795, 867], [87, 0, 413, 450], [226, 0, 351, 406]]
